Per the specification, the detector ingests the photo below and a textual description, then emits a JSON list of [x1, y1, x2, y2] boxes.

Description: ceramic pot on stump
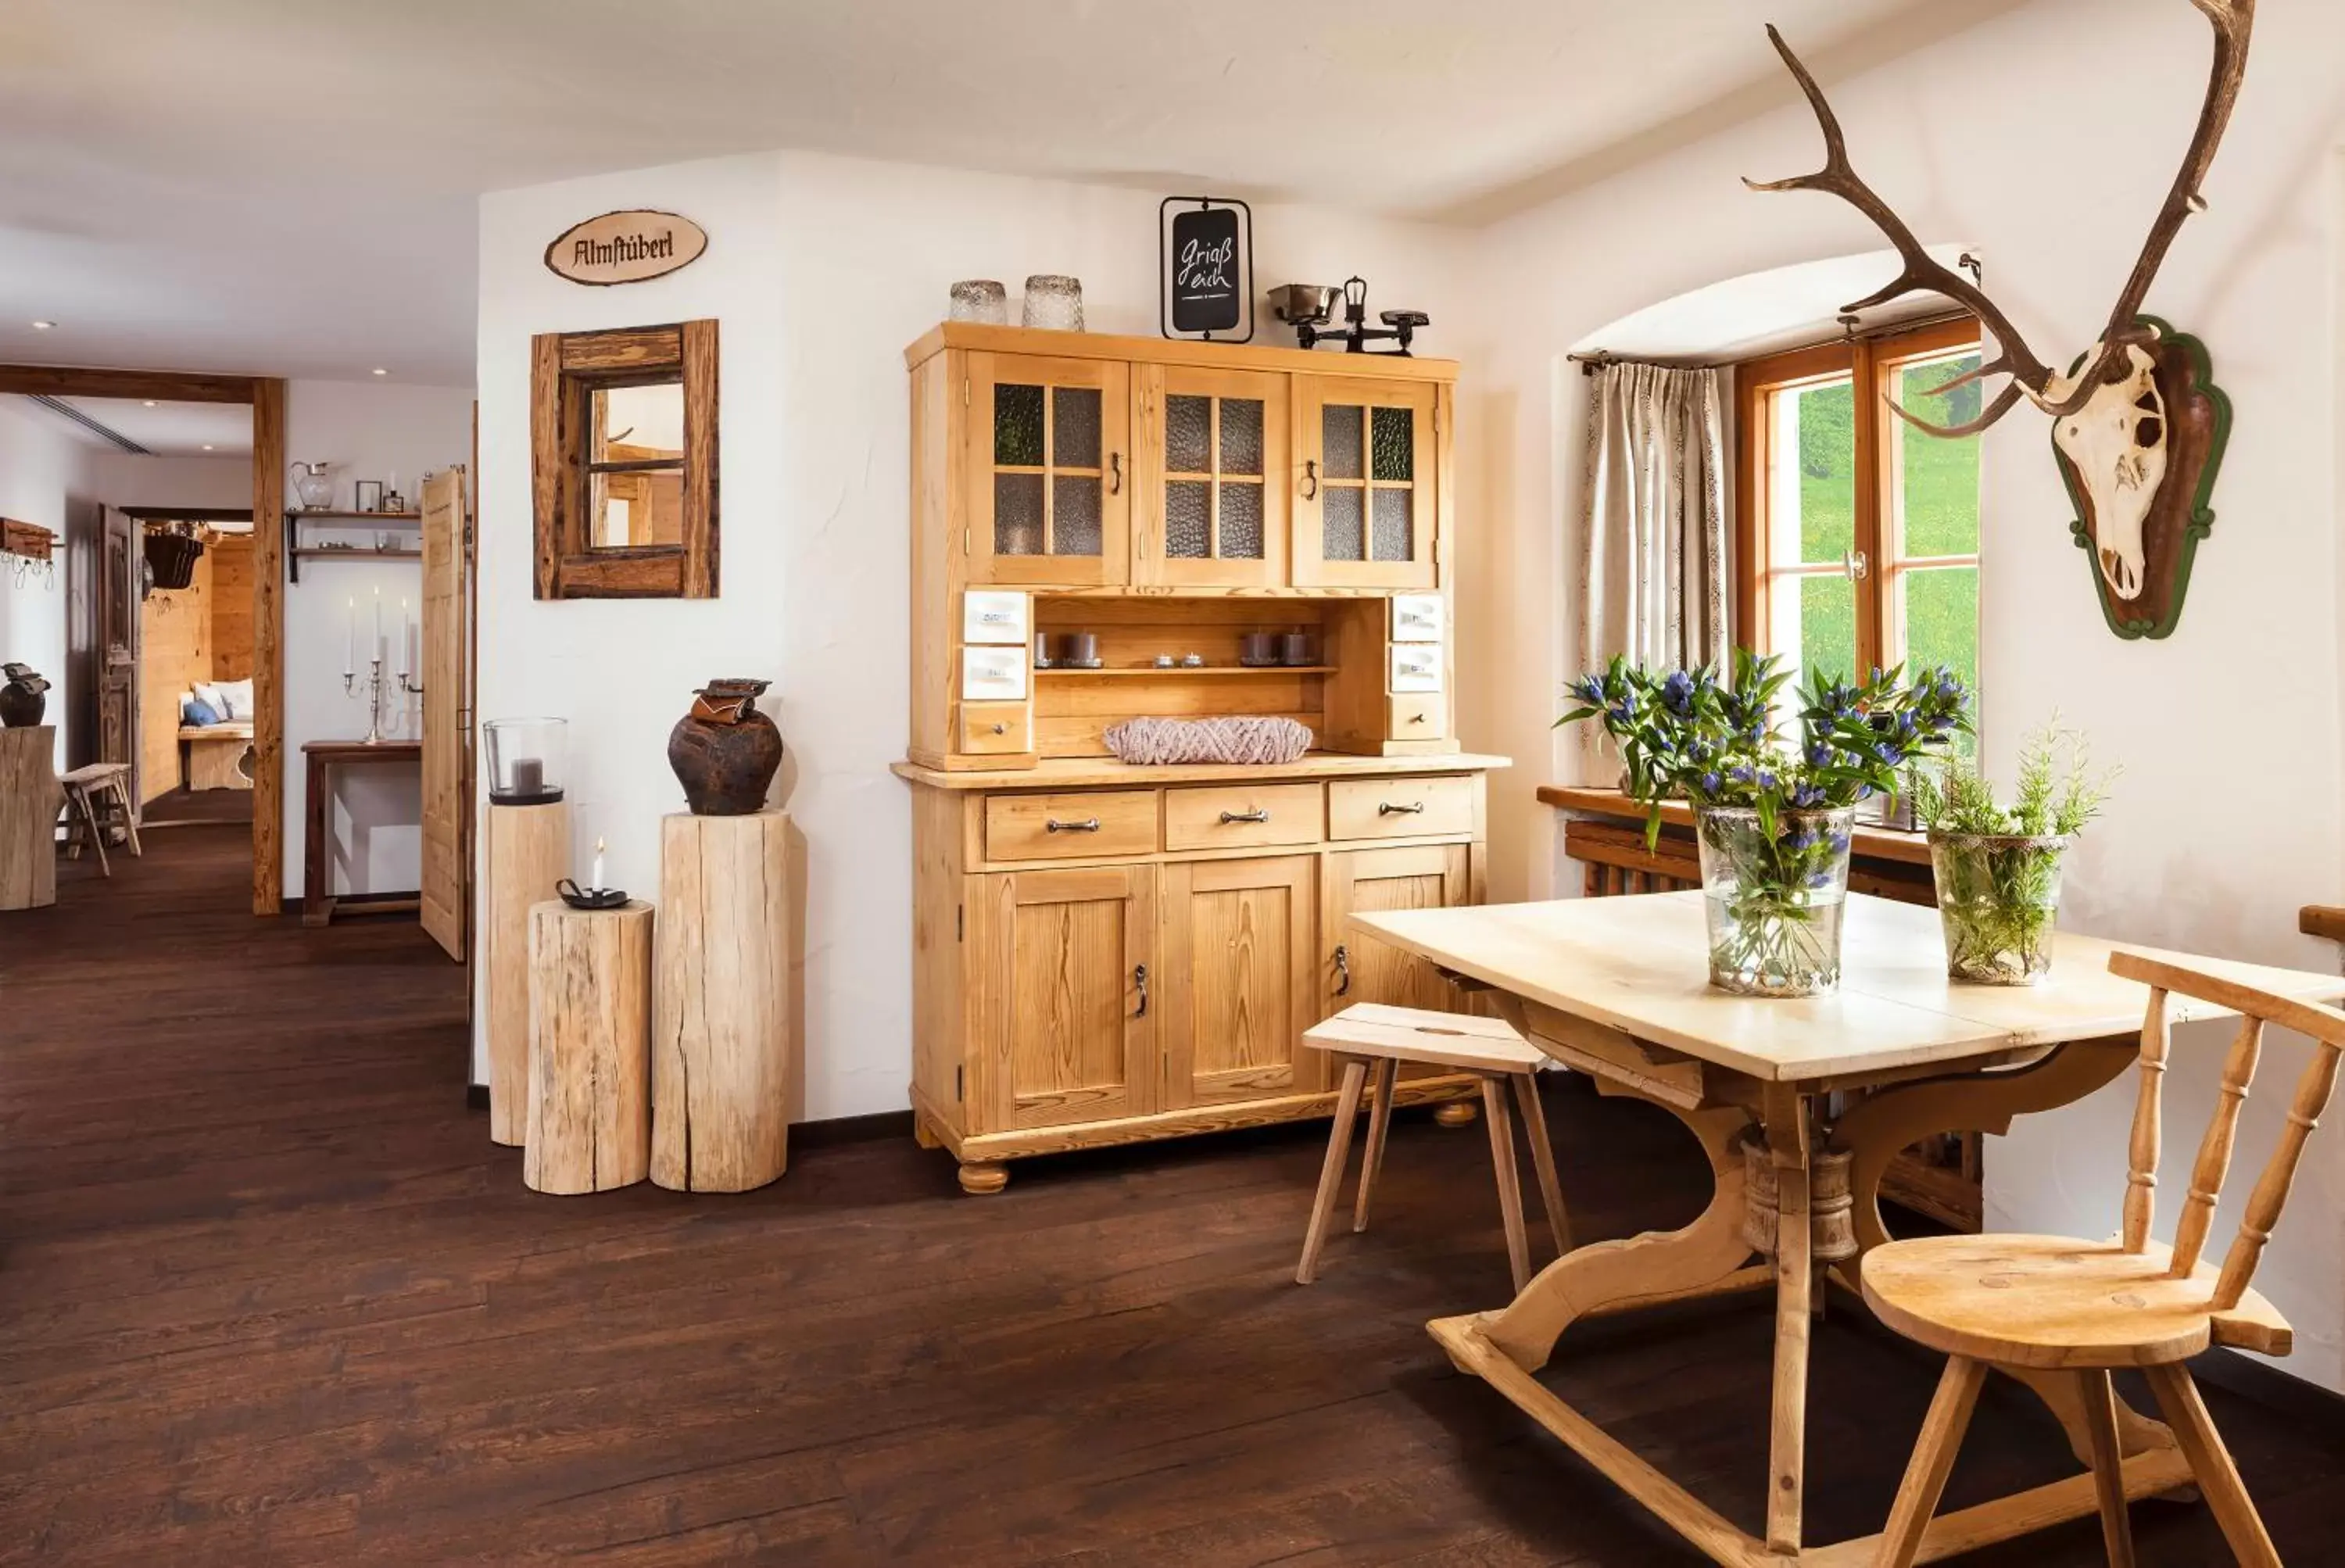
[[0, 664, 49, 728], [668, 678, 783, 815]]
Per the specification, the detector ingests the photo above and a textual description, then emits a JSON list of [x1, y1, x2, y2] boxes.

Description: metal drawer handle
[[1301, 459, 1319, 499], [1219, 808, 1270, 825], [1334, 943, 1351, 996], [1045, 817, 1101, 833], [1379, 801, 1426, 816], [1108, 453, 1123, 496], [1133, 963, 1148, 1018], [990, 722, 1007, 736], [1406, 712, 1426, 725]]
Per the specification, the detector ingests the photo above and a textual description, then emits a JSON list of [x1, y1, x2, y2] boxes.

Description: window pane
[[1322, 404, 1364, 480], [1370, 406, 1414, 481], [1219, 481, 1265, 559], [591, 381, 684, 462], [994, 384, 1044, 466], [1165, 480, 1210, 557], [589, 468, 681, 547], [1767, 573, 1857, 702], [1051, 474, 1102, 556], [1770, 379, 1854, 567], [1322, 485, 1365, 560], [1053, 386, 1101, 469], [1900, 565, 1978, 706], [1165, 395, 1211, 473], [1893, 353, 1982, 557], [1219, 398, 1263, 476], [994, 474, 1044, 555]]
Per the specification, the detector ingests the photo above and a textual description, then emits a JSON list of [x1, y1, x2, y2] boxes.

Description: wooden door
[[970, 865, 1155, 1131], [418, 468, 469, 961], [1160, 854, 1315, 1106], [965, 352, 1130, 588], [97, 508, 138, 799], [1323, 844, 1470, 1078], [1294, 376, 1437, 589], [1132, 364, 1290, 589]]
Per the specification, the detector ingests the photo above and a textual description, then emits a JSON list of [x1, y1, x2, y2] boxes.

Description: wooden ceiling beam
[[0, 364, 258, 403]]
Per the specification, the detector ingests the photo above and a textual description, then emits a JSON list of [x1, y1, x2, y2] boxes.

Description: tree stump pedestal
[[525, 899, 653, 1194], [487, 800, 570, 1145]]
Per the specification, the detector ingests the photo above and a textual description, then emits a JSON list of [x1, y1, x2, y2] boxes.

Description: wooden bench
[[1295, 1003, 1571, 1291], [179, 722, 254, 792]]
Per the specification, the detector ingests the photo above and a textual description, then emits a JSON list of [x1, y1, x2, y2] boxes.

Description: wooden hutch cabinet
[[897, 323, 1507, 1192]]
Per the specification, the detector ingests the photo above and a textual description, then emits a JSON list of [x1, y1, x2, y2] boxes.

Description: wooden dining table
[[1351, 890, 2344, 1567]]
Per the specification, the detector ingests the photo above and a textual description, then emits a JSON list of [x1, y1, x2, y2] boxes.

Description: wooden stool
[[524, 899, 653, 1194], [1295, 1003, 1570, 1291], [1863, 952, 2345, 1568], [57, 762, 140, 875]]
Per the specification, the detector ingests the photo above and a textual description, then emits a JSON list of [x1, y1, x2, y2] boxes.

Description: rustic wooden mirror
[[531, 320, 717, 598]]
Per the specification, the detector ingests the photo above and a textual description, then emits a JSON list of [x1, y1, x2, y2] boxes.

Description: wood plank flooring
[[4, 825, 2341, 1565]]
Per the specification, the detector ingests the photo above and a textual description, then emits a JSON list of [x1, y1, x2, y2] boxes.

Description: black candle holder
[[557, 879, 628, 911]]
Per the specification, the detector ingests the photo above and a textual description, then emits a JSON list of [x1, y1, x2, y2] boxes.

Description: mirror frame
[[531, 319, 718, 599]]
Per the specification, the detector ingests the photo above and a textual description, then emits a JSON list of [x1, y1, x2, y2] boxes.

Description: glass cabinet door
[[965, 352, 1130, 587], [1294, 377, 1438, 589], [1133, 365, 1290, 588]]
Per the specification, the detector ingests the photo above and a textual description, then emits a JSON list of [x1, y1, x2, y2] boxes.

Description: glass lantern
[[483, 717, 567, 805]]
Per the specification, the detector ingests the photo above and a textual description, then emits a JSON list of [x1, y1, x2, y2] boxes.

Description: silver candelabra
[[344, 657, 424, 744]]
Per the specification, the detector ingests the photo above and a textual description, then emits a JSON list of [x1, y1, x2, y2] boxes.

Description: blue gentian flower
[[1661, 670, 1695, 715], [1699, 771, 1721, 795], [1881, 744, 1904, 766], [1729, 764, 1753, 784], [1756, 770, 1776, 791], [1792, 784, 1824, 808], [1806, 743, 1830, 768], [1806, 871, 1835, 889], [1829, 830, 1852, 852]]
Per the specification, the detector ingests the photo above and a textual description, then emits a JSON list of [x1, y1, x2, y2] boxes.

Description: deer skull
[[2042, 343, 2165, 600]]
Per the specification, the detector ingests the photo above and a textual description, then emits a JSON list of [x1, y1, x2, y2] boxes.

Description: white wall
[[1469, 0, 2345, 1387], [0, 401, 95, 770], [474, 149, 1477, 1116], [85, 452, 251, 512], [282, 379, 474, 900]]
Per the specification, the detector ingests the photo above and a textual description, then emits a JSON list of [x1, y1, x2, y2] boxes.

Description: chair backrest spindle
[[2107, 950, 2345, 1308]]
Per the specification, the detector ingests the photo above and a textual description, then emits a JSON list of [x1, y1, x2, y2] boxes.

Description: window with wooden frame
[[532, 320, 718, 599], [1735, 317, 1982, 718]]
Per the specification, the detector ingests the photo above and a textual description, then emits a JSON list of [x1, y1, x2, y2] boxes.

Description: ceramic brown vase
[[0, 664, 49, 728], [668, 678, 782, 815]]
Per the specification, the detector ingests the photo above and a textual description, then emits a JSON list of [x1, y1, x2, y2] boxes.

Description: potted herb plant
[[1560, 650, 1970, 997], [1910, 721, 2115, 984]]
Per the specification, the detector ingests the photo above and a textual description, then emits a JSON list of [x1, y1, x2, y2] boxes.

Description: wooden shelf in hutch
[[284, 509, 425, 583], [897, 320, 1506, 1194]]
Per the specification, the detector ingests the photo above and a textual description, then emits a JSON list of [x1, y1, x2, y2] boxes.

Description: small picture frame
[[1390, 593, 1444, 643], [961, 646, 1029, 702], [1389, 643, 1443, 694], [961, 590, 1030, 646], [353, 480, 384, 514]]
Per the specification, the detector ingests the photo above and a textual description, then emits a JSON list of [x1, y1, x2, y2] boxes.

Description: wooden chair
[[1295, 1003, 1571, 1291], [1861, 951, 2345, 1568], [57, 762, 141, 876]]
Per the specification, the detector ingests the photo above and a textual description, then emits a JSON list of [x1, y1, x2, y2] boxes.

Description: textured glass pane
[[1322, 404, 1363, 480], [1370, 406, 1414, 481], [1165, 395, 1211, 473], [1165, 480, 1211, 558], [1771, 378, 1855, 566], [1371, 487, 1413, 561], [994, 384, 1044, 467], [1219, 481, 1264, 559], [1052, 474, 1102, 557], [1766, 572, 1858, 705], [1219, 398, 1264, 476], [1322, 485, 1365, 561], [1896, 352, 1982, 557], [1901, 566, 1979, 711], [994, 473, 1044, 555], [1053, 385, 1101, 469]]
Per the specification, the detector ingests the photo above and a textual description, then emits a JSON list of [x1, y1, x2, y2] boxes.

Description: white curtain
[[1577, 361, 1730, 690]]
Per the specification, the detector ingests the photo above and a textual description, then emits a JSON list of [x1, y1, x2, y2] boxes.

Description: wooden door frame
[[0, 365, 288, 914]]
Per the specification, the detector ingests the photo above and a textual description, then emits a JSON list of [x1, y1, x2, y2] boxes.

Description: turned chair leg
[[1480, 1074, 1531, 1293], [2144, 1364, 2280, 1568], [2076, 1369, 2137, 1568], [1352, 1057, 1398, 1233], [1511, 1069, 1572, 1255], [1873, 1356, 1986, 1568], [1296, 1058, 1368, 1285]]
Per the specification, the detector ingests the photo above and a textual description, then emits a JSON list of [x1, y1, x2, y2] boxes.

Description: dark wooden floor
[[4, 827, 2341, 1565]]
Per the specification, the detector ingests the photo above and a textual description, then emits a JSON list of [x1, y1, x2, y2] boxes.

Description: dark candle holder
[[556, 878, 628, 911]]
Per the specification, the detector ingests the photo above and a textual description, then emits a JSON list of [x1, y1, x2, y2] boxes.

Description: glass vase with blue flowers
[[1559, 650, 1971, 996]]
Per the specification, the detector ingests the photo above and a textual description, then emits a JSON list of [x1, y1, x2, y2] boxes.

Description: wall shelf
[[1036, 664, 1337, 678], [288, 510, 423, 524], [285, 510, 427, 583]]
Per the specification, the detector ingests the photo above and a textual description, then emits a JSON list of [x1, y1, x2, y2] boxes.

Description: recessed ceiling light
[[202, 443, 215, 451], [30, 320, 55, 331], [371, 367, 389, 376], [143, 400, 158, 408]]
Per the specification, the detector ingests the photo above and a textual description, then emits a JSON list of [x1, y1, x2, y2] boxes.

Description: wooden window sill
[[1536, 783, 1933, 868]]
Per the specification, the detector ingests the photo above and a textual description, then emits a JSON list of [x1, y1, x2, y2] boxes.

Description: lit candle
[[590, 836, 606, 892], [397, 598, 410, 681], [372, 585, 381, 652], [345, 596, 356, 676]]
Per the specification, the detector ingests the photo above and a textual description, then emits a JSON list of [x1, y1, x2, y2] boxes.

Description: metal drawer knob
[[1219, 808, 1270, 825], [1378, 801, 1426, 816], [1045, 817, 1101, 833]]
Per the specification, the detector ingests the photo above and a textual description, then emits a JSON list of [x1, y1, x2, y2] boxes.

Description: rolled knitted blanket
[[1101, 716, 1312, 766]]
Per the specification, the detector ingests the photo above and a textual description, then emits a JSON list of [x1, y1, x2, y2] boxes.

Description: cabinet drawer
[[958, 702, 1030, 755], [1386, 694, 1446, 740], [1164, 782, 1323, 851], [1328, 775, 1475, 840], [986, 790, 1158, 861]]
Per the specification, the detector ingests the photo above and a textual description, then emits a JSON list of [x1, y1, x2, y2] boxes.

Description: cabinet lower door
[[1160, 855, 1316, 1107], [1323, 844, 1471, 1079], [970, 865, 1156, 1131]]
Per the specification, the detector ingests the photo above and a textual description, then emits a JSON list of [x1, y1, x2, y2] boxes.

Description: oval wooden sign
[[545, 210, 707, 287]]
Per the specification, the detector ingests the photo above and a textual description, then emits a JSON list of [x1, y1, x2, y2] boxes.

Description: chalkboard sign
[[1160, 199, 1252, 342]]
